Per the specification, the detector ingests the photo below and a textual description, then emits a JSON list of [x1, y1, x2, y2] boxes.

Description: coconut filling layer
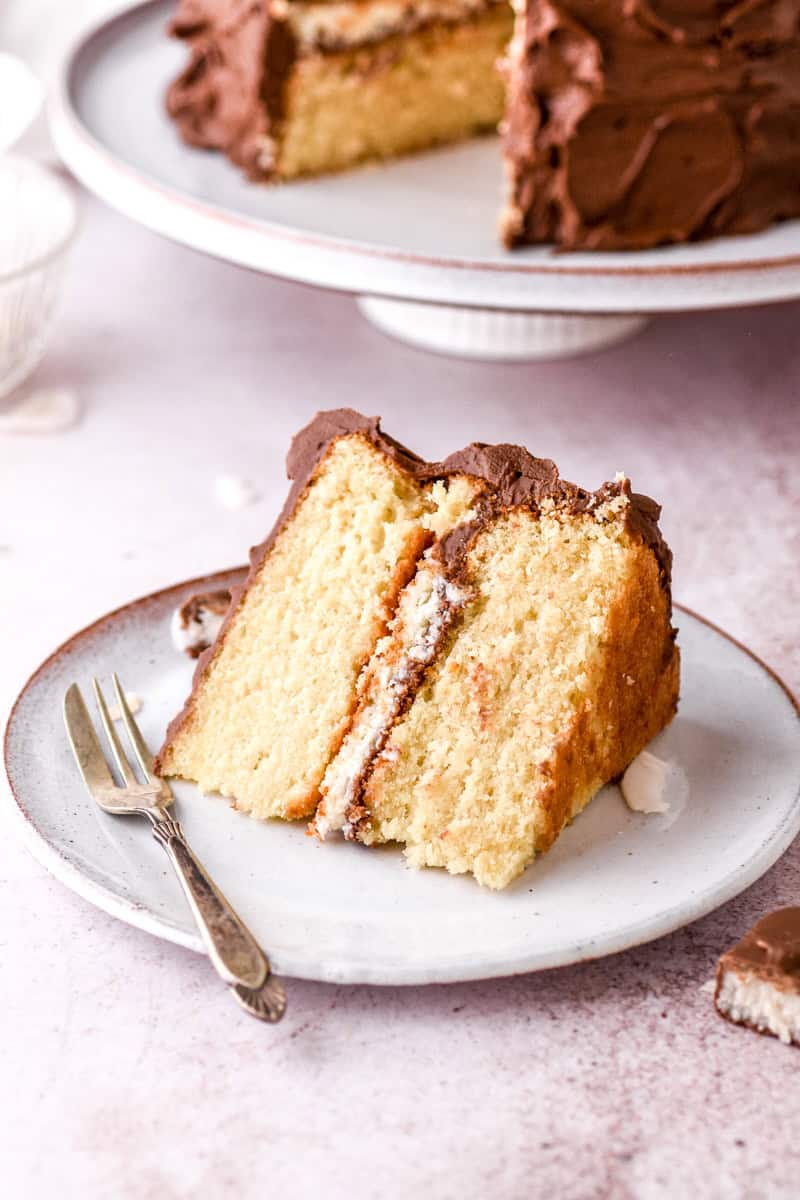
[[313, 561, 472, 839], [274, 0, 506, 52], [717, 969, 800, 1046]]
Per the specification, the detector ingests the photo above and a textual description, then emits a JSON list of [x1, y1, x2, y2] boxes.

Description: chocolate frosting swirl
[[423, 441, 672, 589], [502, 0, 800, 249], [166, 0, 297, 179]]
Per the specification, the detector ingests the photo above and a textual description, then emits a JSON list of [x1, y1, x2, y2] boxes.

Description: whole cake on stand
[[167, 0, 800, 251], [155, 1, 800, 357]]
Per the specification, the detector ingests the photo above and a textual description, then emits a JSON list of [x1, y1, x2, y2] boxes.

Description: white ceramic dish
[[0, 155, 79, 398], [50, 0, 800, 359], [4, 568, 799, 985]]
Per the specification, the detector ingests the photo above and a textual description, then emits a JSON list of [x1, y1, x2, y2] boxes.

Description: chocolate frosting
[[502, 0, 800, 249], [429, 443, 564, 507], [166, 0, 296, 179], [718, 908, 800, 991], [287, 408, 424, 483], [178, 588, 232, 622], [422, 442, 672, 590], [176, 588, 233, 657]]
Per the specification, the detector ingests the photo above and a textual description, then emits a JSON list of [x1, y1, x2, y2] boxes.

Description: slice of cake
[[166, 0, 512, 181], [158, 413, 679, 888], [313, 444, 679, 888], [500, 0, 800, 249], [715, 910, 800, 1046], [155, 409, 436, 819]]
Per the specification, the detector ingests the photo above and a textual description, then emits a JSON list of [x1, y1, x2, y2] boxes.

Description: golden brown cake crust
[[529, 542, 679, 858]]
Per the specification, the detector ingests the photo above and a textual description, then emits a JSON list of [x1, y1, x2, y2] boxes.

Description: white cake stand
[[51, 0, 800, 361]]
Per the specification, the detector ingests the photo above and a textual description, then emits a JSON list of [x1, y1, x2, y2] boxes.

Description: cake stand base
[[358, 297, 649, 361]]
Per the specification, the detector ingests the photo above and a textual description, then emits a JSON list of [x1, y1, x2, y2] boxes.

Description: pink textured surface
[[1, 195, 798, 1199]]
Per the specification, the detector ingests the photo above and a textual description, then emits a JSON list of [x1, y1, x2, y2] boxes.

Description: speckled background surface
[[1, 196, 798, 1200]]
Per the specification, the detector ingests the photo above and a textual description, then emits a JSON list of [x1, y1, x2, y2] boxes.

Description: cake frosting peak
[[421, 440, 672, 590]]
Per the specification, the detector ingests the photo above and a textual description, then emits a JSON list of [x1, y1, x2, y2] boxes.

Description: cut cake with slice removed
[[165, 0, 800, 250], [155, 410, 442, 819], [166, 0, 512, 182], [312, 444, 679, 889]]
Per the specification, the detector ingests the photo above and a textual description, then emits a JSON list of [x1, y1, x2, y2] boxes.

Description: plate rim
[[49, 0, 800, 313], [4, 566, 799, 985]]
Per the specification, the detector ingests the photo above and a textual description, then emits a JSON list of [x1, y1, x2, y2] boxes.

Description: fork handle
[[149, 813, 268, 990]]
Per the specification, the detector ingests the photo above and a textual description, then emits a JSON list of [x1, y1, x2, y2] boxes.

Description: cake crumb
[[214, 474, 260, 510], [107, 692, 142, 721], [594, 493, 630, 521]]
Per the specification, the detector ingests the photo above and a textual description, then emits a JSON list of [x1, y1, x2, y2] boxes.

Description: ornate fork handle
[[149, 812, 268, 990]]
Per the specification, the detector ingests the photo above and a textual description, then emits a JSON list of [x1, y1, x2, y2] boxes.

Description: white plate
[[4, 569, 799, 985], [50, 0, 800, 316]]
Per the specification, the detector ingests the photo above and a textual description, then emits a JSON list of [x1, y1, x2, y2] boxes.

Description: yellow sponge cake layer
[[276, 11, 512, 179], [317, 454, 679, 888], [156, 413, 432, 819]]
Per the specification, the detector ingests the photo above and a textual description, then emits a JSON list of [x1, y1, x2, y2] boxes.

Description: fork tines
[[92, 674, 172, 805]]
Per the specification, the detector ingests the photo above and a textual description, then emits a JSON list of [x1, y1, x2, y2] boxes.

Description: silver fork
[[63, 674, 286, 1023]]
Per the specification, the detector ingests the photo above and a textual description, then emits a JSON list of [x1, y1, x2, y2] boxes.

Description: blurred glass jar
[[0, 155, 78, 399]]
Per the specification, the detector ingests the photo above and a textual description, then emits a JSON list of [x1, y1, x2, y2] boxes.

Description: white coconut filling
[[315, 568, 470, 838], [716, 968, 800, 1045], [170, 604, 225, 657], [273, 0, 501, 51], [621, 748, 670, 814]]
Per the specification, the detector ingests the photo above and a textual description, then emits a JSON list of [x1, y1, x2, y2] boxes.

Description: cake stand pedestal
[[357, 298, 649, 360]]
